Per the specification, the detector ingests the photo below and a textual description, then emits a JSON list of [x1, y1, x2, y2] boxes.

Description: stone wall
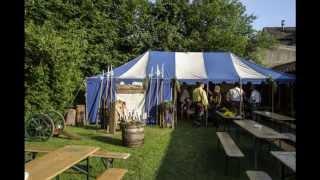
[[262, 45, 296, 67]]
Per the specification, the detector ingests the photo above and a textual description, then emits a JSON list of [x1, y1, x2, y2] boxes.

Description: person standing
[[180, 82, 190, 119], [226, 82, 245, 116], [192, 82, 209, 127], [208, 85, 222, 126], [249, 85, 261, 119]]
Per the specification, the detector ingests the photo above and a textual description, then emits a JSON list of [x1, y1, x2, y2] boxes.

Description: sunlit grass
[[25, 121, 288, 180]]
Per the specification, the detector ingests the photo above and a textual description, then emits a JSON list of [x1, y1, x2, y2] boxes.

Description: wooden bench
[[246, 170, 272, 180], [216, 132, 244, 176], [25, 144, 130, 168], [96, 168, 127, 180]]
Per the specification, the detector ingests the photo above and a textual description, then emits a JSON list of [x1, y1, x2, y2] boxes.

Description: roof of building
[[272, 61, 296, 73], [263, 27, 296, 45]]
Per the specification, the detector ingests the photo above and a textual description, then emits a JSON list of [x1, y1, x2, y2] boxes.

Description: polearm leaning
[[147, 67, 154, 125], [160, 64, 164, 127], [96, 73, 104, 127], [103, 66, 110, 129], [155, 65, 160, 126]]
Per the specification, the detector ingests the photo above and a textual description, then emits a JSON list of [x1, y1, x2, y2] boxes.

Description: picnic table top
[[215, 111, 243, 120], [25, 145, 99, 180], [270, 151, 296, 172], [233, 120, 286, 139], [25, 144, 131, 160], [253, 111, 295, 121]]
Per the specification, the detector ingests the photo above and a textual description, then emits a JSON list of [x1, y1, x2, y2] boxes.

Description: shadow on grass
[[90, 135, 122, 146], [155, 122, 220, 180], [82, 125, 101, 130], [155, 121, 287, 180]]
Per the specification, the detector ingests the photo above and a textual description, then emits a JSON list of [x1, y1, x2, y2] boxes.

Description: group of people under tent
[[178, 81, 262, 127]]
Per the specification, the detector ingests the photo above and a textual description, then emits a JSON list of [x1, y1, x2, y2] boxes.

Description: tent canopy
[[111, 51, 295, 83], [86, 51, 295, 124]]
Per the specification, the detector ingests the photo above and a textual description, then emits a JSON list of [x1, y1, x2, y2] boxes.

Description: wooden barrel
[[121, 123, 144, 148], [76, 105, 85, 126], [65, 109, 76, 126]]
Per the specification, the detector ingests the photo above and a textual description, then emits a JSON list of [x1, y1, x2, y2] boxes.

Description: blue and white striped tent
[[86, 51, 295, 124]]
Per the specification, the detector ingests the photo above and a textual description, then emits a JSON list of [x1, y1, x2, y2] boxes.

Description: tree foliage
[[25, 0, 275, 117]]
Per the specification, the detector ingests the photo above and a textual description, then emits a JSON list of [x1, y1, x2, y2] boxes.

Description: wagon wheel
[[25, 113, 54, 141], [47, 110, 65, 136]]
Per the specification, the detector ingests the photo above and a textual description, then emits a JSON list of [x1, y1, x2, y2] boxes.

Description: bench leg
[[225, 156, 228, 176], [237, 158, 240, 177], [281, 163, 285, 180], [254, 138, 258, 169], [31, 152, 37, 160], [86, 157, 89, 180]]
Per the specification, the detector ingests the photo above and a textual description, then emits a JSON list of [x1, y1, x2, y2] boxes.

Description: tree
[[24, 0, 275, 118]]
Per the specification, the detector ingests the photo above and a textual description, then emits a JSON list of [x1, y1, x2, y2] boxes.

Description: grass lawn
[[25, 121, 292, 180]]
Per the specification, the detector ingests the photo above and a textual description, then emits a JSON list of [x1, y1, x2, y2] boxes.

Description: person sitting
[[226, 82, 245, 116], [192, 82, 209, 127]]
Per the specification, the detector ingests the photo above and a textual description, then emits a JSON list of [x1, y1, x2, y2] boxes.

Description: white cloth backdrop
[[116, 93, 145, 119]]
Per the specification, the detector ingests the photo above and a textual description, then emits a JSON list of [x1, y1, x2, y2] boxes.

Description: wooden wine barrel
[[76, 105, 85, 126], [121, 122, 144, 148], [65, 109, 76, 126]]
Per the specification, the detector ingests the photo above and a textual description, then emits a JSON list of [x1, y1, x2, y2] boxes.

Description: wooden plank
[[253, 111, 295, 121], [234, 120, 286, 139], [96, 168, 128, 180], [246, 170, 272, 180], [271, 151, 296, 172], [216, 132, 244, 157], [281, 133, 296, 143], [25, 145, 99, 180], [93, 150, 130, 160], [25, 144, 130, 160]]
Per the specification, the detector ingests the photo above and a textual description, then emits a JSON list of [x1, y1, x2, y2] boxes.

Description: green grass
[[25, 121, 293, 180]]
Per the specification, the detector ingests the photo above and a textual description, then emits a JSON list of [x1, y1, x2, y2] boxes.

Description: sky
[[149, 0, 296, 30], [239, 0, 296, 30]]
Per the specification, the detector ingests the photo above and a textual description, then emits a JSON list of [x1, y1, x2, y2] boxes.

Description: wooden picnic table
[[233, 120, 286, 139], [271, 151, 296, 180], [253, 111, 295, 132], [25, 145, 99, 180], [253, 111, 295, 121], [233, 120, 286, 169], [215, 111, 242, 131]]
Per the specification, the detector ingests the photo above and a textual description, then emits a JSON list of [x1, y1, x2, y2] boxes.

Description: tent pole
[[271, 81, 274, 115], [290, 83, 294, 116], [278, 84, 281, 113], [206, 82, 209, 128], [85, 78, 88, 125], [239, 78, 242, 117]]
